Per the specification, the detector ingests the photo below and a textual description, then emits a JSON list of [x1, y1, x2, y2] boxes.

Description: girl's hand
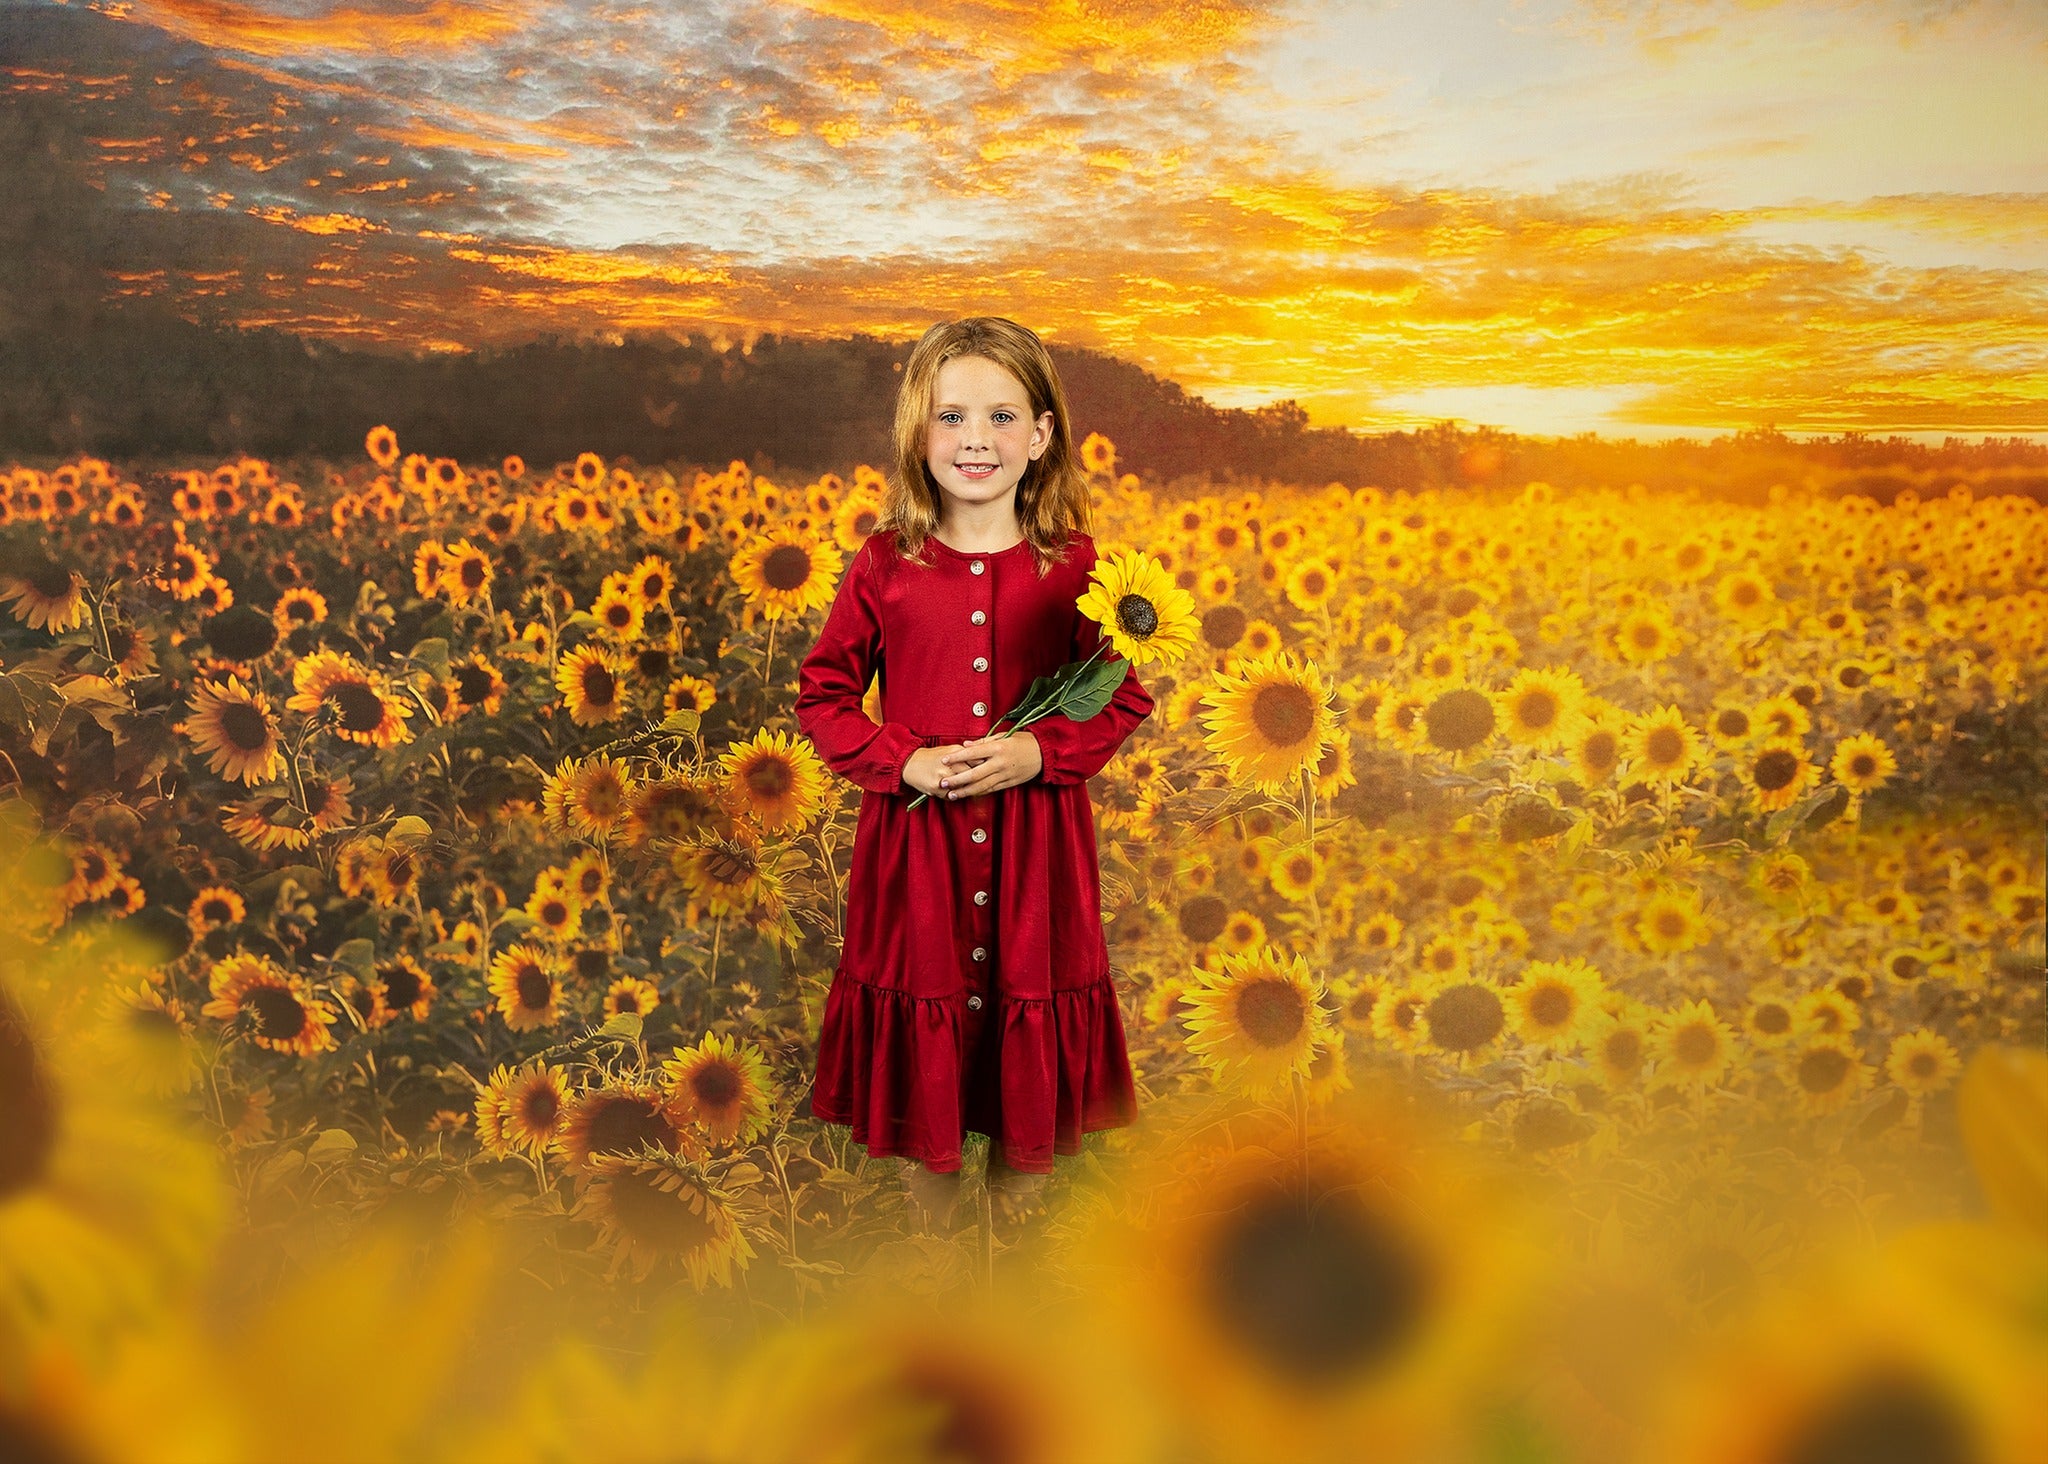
[[936, 730, 1042, 798]]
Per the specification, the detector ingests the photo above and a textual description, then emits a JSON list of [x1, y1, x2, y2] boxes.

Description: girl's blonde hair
[[881, 316, 1092, 577]]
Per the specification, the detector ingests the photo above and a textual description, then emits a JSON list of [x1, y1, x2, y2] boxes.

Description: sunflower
[[1634, 888, 1711, 956], [1416, 934, 1470, 983], [541, 753, 640, 841], [1651, 999, 1735, 1091], [185, 885, 246, 938], [364, 424, 399, 467], [1613, 606, 1680, 664], [201, 952, 338, 1057], [1572, 712, 1622, 786], [1829, 732, 1898, 796], [446, 653, 508, 716], [1752, 692, 1811, 741], [590, 582, 645, 641], [1712, 567, 1777, 622], [172, 675, 281, 790], [719, 728, 829, 833], [1199, 649, 1338, 795], [1738, 738, 1820, 813], [287, 649, 415, 747], [1415, 684, 1496, 760], [730, 530, 843, 621], [603, 976, 659, 1018], [1495, 666, 1587, 751], [1624, 704, 1702, 784], [1741, 990, 1803, 1048], [1369, 978, 1435, 1055], [1074, 1102, 1540, 1464], [1784, 1034, 1871, 1117], [0, 550, 90, 632], [554, 643, 632, 726], [1418, 980, 1505, 1057], [1884, 1029, 1961, 1101], [576, 1155, 756, 1288], [440, 540, 494, 607], [271, 586, 328, 635], [670, 835, 785, 921], [557, 1082, 695, 1171], [1179, 945, 1331, 1095], [1588, 1006, 1653, 1092], [1076, 547, 1200, 668], [522, 884, 584, 944], [375, 954, 436, 1020], [1796, 987, 1861, 1038], [663, 1031, 774, 1146], [1281, 555, 1340, 614], [475, 1061, 572, 1159], [486, 942, 566, 1031], [1506, 958, 1602, 1051], [1354, 910, 1403, 957]]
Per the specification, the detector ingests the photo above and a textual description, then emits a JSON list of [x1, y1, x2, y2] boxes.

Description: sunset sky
[[7, 0, 2045, 437]]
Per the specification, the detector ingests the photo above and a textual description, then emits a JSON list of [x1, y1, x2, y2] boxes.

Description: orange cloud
[[118, 0, 529, 57]]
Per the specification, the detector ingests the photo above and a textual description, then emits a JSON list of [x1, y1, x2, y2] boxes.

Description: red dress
[[793, 527, 1153, 1174]]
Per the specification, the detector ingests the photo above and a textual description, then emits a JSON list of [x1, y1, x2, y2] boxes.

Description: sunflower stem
[[1291, 1066, 1309, 1204]]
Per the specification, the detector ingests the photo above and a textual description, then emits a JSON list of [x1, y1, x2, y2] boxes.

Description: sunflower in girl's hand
[[1075, 547, 1199, 668], [907, 548, 1196, 808]]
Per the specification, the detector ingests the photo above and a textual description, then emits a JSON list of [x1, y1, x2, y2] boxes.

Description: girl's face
[[924, 354, 1053, 511]]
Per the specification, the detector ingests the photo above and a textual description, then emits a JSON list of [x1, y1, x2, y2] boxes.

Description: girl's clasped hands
[[904, 731, 1043, 799]]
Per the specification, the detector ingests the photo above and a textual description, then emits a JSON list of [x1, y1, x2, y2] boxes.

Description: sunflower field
[[1, 432, 2043, 1462]]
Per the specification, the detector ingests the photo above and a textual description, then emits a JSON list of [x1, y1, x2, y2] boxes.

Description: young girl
[[793, 316, 1154, 1236]]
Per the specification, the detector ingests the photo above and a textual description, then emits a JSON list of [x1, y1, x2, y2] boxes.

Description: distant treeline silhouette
[[3, 308, 2046, 504]]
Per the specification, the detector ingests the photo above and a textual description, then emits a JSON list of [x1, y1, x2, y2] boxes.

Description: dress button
[[971, 827, 987, 844], [970, 609, 986, 625], [967, 994, 983, 1010], [972, 946, 986, 961], [974, 889, 988, 905], [972, 700, 987, 716], [973, 656, 988, 672], [970, 560, 985, 574]]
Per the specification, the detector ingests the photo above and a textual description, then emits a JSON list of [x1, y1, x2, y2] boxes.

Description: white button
[[970, 560, 984, 574], [972, 700, 987, 716], [971, 827, 986, 844], [967, 995, 983, 1010], [974, 889, 988, 905], [970, 610, 986, 625], [972, 946, 986, 961], [973, 656, 988, 672]]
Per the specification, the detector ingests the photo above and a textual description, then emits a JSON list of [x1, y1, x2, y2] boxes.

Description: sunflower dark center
[[0, 990, 60, 1200], [1730, 581, 1760, 607], [220, 700, 274, 753], [1423, 689, 1494, 752], [378, 963, 423, 1009], [1116, 593, 1160, 639], [606, 1169, 718, 1252], [518, 1085, 561, 1131], [1251, 682, 1317, 749], [1654, 911, 1687, 939], [330, 681, 387, 733], [1849, 754, 1877, 777], [1716, 710, 1750, 736], [745, 757, 792, 799], [1203, 1187, 1431, 1386], [762, 544, 813, 592], [1347, 987, 1379, 1020], [246, 983, 306, 1040], [1515, 690, 1560, 730], [1178, 895, 1229, 945], [1237, 978, 1306, 1047], [1443, 873, 1484, 906], [1754, 1004, 1792, 1034], [1890, 955, 1925, 981], [580, 662, 617, 704], [584, 1098, 678, 1157], [1908, 1052, 1938, 1078], [1753, 748, 1799, 791], [30, 558, 75, 598], [1797, 1046, 1852, 1094], [456, 665, 494, 701], [1426, 983, 1503, 1051], [1605, 1029, 1644, 1072], [1582, 731, 1618, 770], [1779, 1366, 1978, 1464], [516, 967, 553, 1009], [690, 1063, 741, 1107], [1644, 727, 1685, 765], [1673, 1024, 1718, 1066], [1529, 985, 1573, 1027]]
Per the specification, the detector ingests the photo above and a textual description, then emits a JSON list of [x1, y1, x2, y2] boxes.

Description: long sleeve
[[1027, 584, 1154, 787], [794, 542, 926, 795]]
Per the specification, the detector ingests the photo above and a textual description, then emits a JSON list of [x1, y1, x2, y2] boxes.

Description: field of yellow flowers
[[1, 431, 2043, 1462]]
